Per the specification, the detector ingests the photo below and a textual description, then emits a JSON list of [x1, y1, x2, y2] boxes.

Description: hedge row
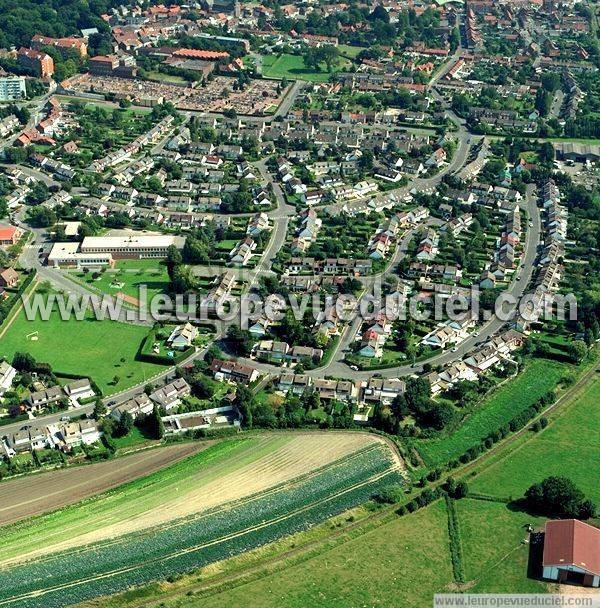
[[0, 269, 36, 329], [137, 332, 195, 366], [443, 389, 557, 471], [445, 496, 466, 584]]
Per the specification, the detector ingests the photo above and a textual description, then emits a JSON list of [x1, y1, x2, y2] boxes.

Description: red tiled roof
[[0, 226, 18, 240], [543, 519, 600, 576], [173, 48, 229, 60]]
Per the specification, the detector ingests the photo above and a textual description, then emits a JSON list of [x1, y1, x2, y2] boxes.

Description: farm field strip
[[0, 434, 382, 563], [469, 373, 600, 503], [0, 439, 264, 560], [0, 442, 207, 526], [415, 359, 567, 466], [2, 440, 389, 566], [0, 446, 401, 608]]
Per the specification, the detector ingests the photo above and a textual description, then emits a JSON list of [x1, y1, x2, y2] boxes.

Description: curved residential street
[[2, 64, 542, 432]]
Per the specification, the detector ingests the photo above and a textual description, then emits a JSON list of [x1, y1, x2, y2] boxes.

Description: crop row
[[0, 445, 401, 608]]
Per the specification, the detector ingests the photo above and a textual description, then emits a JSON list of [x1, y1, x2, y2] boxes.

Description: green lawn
[[69, 259, 169, 304], [416, 359, 567, 467], [471, 374, 600, 504], [0, 299, 167, 394], [146, 71, 187, 84], [456, 498, 547, 592], [195, 501, 454, 608], [261, 54, 347, 82], [338, 44, 364, 59]]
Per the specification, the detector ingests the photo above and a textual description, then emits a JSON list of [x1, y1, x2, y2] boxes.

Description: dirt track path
[[0, 442, 206, 526]]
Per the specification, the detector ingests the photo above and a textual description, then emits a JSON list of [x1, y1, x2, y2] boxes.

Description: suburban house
[[542, 519, 600, 587], [167, 323, 198, 350], [27, 386, 65, 412], [358, 329, 385, 358], [112, 393, 153, 420], [0, 360, 17, 396], [229, 237, 256, 265], [314, 379, 358, 401], [246, 212, 270, 236], [362, 378, 405, 405], [0, 268, 18, 288], [252, 341, 323, 365], [210, 359, 259, 384], [59, 419, 101, 449], [7, 426, 49, 453], [149, 378, 191, 411], [63, 379, 95, 405], [277, 373, 313, 395], [0, 226, 21, 246]]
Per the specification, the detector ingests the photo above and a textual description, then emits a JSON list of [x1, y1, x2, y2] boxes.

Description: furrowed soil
[[0, 442, 206, 526], [0, 433, 392, 566]]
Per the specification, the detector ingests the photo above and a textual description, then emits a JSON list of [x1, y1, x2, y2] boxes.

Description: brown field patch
[[0, 442, 206, 526], [1, 433, 396, 565]]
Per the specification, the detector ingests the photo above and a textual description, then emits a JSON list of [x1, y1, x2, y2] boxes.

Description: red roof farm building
[[542, 519, 600, 587]]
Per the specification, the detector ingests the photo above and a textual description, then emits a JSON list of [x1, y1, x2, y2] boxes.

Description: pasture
[[457, 499, 547, 593], [416, 359, 567, 466], [470, 374, 600, 503]]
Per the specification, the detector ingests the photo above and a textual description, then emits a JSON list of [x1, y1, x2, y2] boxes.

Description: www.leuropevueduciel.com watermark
[[20, 283, 578, 326]]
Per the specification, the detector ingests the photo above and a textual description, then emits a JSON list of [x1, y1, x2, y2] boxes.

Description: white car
[[451, 347, 459, 353], [349, 365, 359, 371]]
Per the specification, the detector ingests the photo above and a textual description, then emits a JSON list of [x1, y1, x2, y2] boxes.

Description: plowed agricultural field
[[0, 442, 206, 526], [0, 433, 404, 608]]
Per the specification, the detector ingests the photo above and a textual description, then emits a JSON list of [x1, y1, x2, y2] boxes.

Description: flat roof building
[[48, 235, 185, 268], [0, 74, 26, 102], [80, 235, 185, 258]]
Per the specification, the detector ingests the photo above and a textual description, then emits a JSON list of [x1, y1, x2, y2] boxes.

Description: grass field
[[261, 54, 349, 82], [69, 259, 169, 303], [0, 297, 166, 394], [78, 362, 597, 608], [456, 499, 547, 592], [471, 374, 600, 504], [416, 359, 567, 466], [0, 434, 401, 608], [338, 44, 365, 59], [120, 500, 453, 608]]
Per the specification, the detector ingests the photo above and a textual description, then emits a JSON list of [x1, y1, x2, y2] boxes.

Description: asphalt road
[[309, 184, 542, 379], [1, 66, 512, 431]]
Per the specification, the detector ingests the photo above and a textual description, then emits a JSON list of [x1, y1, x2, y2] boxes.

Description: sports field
[[0, 433, 403, 607], [416, 359, 567, 466], [0, 298, 166, 394], [261, 54, 350, 82], [69, 259, 169, 304]]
